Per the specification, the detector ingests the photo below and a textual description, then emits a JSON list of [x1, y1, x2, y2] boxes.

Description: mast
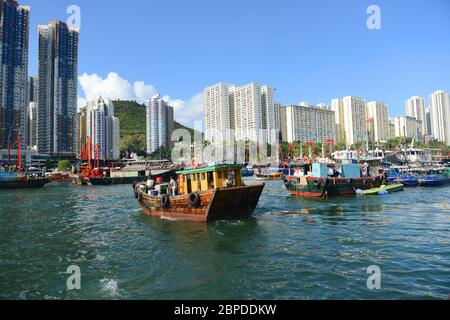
[[17, 134, 21, 173]]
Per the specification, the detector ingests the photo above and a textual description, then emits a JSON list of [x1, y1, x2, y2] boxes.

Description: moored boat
[[0, 172, 50, 190], [255, 171, 283, 180], [283, 162, 384, 198], [362, 184, 404, 195], [419, 174, 450, 187], [134, 164, 265, 222]]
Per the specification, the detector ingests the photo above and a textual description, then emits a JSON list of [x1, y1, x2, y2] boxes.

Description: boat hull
[[362, 184, 404, 195], [0, 178, 51, 190], [284, 176, 384, 198], [90, 176, 149, 186], [136, 184, 265, 222]]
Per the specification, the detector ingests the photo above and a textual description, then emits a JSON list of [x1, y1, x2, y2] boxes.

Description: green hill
[[113, 100, 201, 155]]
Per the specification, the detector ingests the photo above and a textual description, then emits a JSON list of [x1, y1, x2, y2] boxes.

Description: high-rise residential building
[[274, 103, 287, 142], [146, 94, 174, 155], [366, 101, 390, 143], [405, 96, 427, 139], [331, 99, 345, 144], [394, 116, 422, 140], [0, 0, 30, 150], [204, 82, 276, 146], [425, 108, 432, 136], [27, 76, 38, 149], [78, 98, 120, 160], [204, 83, 234, 143], [341, 96, 367, 146], [37, 20, 79, 156], [285, 104, 336, 144], [429, 90, 450, 146]]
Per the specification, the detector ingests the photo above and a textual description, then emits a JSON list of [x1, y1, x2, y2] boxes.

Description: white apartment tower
[[406, 96, 427, 139], [146, 94, 174, 155], [204, 82, 276, 146], [429, 90, 450, 146], [394, 116, 422, 141], [79, 98, 120, 160], [204, 83, 234, 143], [341, 96, 367, 146], [331, 99, 345, 144], [367, 101, 390, 143]]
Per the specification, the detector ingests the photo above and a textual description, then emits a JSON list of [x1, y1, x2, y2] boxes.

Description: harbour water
[[0, 180, 449, 300]]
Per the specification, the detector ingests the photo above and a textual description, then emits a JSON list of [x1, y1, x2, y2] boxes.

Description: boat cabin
[[176, 165, 244, 195]]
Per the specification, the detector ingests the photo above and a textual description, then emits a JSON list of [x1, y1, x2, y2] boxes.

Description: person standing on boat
[[170, 177, 178, 197]]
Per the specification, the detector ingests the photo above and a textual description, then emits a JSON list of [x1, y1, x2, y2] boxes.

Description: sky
[[22, 0, 450, 126]]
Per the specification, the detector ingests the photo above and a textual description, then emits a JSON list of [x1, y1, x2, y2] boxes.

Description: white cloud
[[78, 72, 203, 127]]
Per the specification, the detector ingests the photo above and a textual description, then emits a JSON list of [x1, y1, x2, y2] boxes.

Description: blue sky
[[23, 0, 450, 125]]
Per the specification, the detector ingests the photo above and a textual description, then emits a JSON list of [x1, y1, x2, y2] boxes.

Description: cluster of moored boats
[[1, 146, 449, 223]]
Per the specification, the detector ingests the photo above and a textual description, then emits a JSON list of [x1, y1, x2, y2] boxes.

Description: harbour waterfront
[[0, 180, 449, 300]]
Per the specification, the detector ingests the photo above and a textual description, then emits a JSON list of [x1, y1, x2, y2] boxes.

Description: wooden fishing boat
[[362, 184, 404, 195], [419, 175, 450, 186], [134, 164, 265, 222]]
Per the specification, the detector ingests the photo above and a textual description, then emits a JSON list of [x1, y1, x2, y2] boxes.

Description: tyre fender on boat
[[161, 194, 170, 209], [189, 192, 201, 208], [313, 179, 322, 189]]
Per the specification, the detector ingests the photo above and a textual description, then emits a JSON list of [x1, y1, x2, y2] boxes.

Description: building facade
[[331, 99, 345, 144], [0, 0, 30, 150], [146, 94, 174, 155], [27, 76, 38, 149], [405, 96, 427, 140], [37, 20, 79, 156], [340, 96, 367, 146], [429, 90, 450, 146], [78, 98, 120, 160], [366, 101, 390, 143], [274, 103, 287, 142], [394, 116, 422, 140], [285, 104, 336, 144], [204, 82, 276, 147]]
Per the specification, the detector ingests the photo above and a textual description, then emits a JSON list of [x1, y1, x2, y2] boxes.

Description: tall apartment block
[[405, 96, 427, 140], [366, 101, 390, 143], [429, 90, 450, 146], [204, 82, 276, 147], [332, 96, 367, 146], [146, 94, 174, 155], [78, 98, 120, 160], [37, 20, 79, 157], [0, 0, 30, 150]]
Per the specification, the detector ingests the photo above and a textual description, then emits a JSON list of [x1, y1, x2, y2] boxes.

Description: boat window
[[218, 171, 223, 179], [192, 174, 197, 182], [202, 173, 206, 180]]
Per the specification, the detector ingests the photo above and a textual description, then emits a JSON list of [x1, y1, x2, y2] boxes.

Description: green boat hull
[[362, 184, 404, 195]]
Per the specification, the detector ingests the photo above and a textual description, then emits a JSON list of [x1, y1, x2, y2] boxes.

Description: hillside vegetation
[[113, 100, 201, 156]]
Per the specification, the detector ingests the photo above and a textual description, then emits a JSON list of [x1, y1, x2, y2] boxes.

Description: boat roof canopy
[[176, 164, 244, 175]]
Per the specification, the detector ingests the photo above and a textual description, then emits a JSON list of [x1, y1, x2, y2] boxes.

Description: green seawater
[[0, 179, 449, 300]]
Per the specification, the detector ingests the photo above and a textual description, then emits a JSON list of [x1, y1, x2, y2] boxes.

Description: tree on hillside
[[57, 160, 72, 172], [120, 134, 146, 156]]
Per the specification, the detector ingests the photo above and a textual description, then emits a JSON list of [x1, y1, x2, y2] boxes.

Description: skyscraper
[[78, 98, 120, 160], [27, 76, 38, 149], [429, 90, 450, 146], [274, 103, 287, 142], [204, 82, 276, 147], [367, 101, 389, 143], [331, 99, 345, 144], [146, 94, 174, 155], [204, 83, 234, 144], [405, 96, 427, 139], [0, 0, 30, 150], [37, 20, 79, 156], [336, 96, 367, 146]]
